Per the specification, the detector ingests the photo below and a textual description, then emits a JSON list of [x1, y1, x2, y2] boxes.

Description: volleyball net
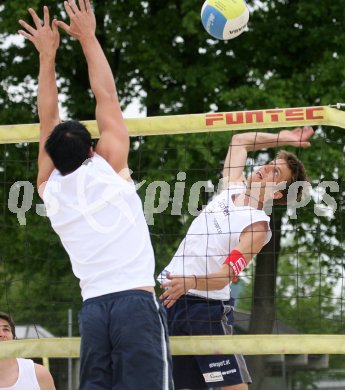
[[1, 105, 345, 373], [0, 105, 344, 143], [2, 334, 345, 360]]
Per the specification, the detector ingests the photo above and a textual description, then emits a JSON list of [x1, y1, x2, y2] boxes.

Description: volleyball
[[201, 0, 250, 40]]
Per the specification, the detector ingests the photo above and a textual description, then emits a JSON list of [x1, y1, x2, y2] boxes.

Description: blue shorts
[[166, 294, 251, 389], [79, 290, 173, 390]]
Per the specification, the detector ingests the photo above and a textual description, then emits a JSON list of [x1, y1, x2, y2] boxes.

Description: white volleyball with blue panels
[[201, 0, 250, 40]]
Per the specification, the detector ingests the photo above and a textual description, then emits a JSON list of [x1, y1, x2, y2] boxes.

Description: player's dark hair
[[45, 121, 93, 175], [0, 311, 16, 339], [274, 150, 309, 206]]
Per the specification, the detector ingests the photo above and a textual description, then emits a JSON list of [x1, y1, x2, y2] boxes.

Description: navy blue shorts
[[166, 294, 251, 389], [79, 290, 173, 390]]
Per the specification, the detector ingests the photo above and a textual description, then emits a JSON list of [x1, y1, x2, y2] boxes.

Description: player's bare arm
[[223, 126, 314, 187], [18, 6, 60, 190], [160, 221, 268, 308], [56, 0, 130, 176]]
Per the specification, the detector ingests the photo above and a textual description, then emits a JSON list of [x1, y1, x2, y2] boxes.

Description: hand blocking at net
[[54, 0, 96, 41], [18, 6, 60, 55]]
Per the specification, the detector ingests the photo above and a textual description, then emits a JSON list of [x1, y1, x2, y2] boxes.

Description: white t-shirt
[[0, 359, 39, 390], [159, 185, 271, 300], [43, 153, 155, 300]]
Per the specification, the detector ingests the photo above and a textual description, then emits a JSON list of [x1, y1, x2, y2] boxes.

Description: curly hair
[[274, 150, 310, 206]]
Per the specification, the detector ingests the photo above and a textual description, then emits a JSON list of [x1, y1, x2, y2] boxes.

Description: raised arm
[[56, 0, 129, 175], [18, 7, 60, 189], [223, 126, 314, 187], [160, 221, 268, 308]]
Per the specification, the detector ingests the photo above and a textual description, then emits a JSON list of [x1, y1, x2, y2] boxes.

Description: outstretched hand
[[55, 0, 96, 41], [18, 6, 60, 56], [280, 126, 314, 148], [159, 273, 197, 308]]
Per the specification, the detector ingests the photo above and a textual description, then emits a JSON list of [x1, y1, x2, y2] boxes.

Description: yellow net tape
[[1, 106, 344, 144], [2, 335, 345, 359]]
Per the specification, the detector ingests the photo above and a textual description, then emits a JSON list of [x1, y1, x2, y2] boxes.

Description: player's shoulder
[[34, 363, 55, 389]]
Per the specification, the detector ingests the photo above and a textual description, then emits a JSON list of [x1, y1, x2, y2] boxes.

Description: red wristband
[[224, 250, 247, 282]]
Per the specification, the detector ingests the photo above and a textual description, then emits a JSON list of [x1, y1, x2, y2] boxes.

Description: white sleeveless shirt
[[43, 153, 155, 300], [0, 359, 39, 390], [159, 185, 271, 300]]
